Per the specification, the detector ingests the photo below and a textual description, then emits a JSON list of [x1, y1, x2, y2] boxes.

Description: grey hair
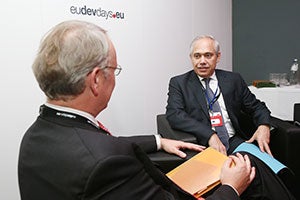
[[32, 20, 110, 100], [189, 35, 220, 56]]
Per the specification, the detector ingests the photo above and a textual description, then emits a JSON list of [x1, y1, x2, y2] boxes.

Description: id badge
[[210, 112, 223, 127]]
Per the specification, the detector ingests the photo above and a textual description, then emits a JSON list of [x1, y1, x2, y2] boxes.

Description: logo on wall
[[70, 5, 125, 20]]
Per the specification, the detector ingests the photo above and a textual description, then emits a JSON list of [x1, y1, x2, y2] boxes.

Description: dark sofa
[[148, 114, 300, 198]]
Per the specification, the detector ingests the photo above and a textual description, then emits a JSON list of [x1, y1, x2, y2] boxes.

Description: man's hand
[[220, 153, 256, 196], [246, 125, 272, 156], [208, 133, 227, 155], [160, 138, 206, 158]]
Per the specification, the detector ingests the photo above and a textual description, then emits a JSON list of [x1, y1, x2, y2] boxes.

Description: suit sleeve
[[205, 185, 240, 200], [119, 135, 158, 153], [238, 74, 271, 126]]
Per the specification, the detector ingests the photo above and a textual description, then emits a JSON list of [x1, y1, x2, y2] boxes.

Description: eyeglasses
[[104, 65, 122, 76]]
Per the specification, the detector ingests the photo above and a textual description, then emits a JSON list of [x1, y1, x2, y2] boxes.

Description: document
[[167, 143, 287, 198], [166, 147, 228, 198], [233, 142, 287, 173]]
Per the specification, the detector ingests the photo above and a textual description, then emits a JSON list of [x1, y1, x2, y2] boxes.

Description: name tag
[[210, 112, 223, 127]]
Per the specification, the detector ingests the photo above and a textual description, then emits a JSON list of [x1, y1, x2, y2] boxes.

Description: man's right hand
[[208, 133, 227, 155], [220, 153, 256, 196]]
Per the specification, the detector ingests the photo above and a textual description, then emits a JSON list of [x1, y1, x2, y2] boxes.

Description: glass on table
[[279, 73, 289, 86], [269, 73, 280, 86]]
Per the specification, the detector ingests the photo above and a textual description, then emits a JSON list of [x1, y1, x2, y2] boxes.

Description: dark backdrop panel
[[233, 0, 300, 85]]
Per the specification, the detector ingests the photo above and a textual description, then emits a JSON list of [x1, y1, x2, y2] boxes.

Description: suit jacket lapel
[[216, 70, 230, 100], [215, 70, 236, 122], [188, 71, 210, 119]]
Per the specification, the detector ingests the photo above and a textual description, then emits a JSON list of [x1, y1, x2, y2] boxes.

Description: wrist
[[222, 183, 240, 196]]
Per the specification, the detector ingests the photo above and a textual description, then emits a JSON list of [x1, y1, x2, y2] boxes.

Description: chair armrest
[[156, 114, 197, 143], [147, 114, 198, 173], [270, 117, 300, 172], [270, 116, 300, 198]]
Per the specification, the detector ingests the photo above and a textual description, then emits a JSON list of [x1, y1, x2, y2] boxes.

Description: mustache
[[195, 66, 209, 69]]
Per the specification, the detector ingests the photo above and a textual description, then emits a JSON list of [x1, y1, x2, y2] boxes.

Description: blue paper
[[233, 142, 286, 173]]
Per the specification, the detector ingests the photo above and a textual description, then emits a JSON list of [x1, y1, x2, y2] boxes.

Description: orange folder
[[166, 147, 228, 198]]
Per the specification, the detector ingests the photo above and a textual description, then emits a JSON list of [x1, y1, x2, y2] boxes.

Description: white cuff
[[154, 134, 162, 150]]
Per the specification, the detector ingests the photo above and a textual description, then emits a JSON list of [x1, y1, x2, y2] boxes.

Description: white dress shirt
[[198, 72, 236, 138]]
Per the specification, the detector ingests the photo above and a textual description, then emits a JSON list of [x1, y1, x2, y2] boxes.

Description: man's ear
[[216, 52, 221, 63], [88, 67, 102, 96]]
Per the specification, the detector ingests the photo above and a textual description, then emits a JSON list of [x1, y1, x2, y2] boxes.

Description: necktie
[[204, 78, 229, 150], [97, 121, 112, 136]]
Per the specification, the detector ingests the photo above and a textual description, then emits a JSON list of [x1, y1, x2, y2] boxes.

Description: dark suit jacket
[[166, 69, 271, 146], [18, 105, 239, 200]]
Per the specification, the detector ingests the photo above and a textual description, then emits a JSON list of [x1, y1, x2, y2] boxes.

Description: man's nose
[[199, 56, 207, 64]]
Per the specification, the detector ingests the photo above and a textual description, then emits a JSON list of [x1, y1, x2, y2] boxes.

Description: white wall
[[0, 0, 231, 199]]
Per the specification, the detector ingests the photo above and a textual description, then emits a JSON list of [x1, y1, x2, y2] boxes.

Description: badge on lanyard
[[210, 112, 223, 127]]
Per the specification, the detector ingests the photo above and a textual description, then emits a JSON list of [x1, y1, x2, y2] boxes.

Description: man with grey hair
[[18, 21, 256, 200], [166, 35, 295, 199]]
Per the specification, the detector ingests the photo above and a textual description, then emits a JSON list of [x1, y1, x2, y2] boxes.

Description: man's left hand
[[246, 125, 273, 156], [160, 138, 206, 158]]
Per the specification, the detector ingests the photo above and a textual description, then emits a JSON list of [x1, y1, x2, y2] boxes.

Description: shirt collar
[[198, 71, 216, 81], [44, 102, 99, 128]]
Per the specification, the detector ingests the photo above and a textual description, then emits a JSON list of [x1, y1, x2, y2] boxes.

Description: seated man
[[166, 35, 295, 199], [18, 20, 255, 200]]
